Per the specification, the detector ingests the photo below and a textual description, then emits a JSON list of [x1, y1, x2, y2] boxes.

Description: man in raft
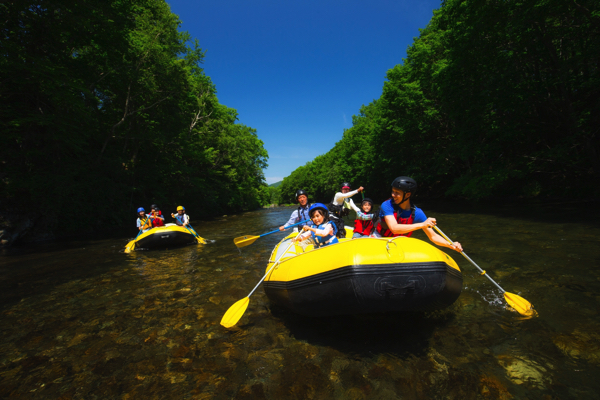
[[171, 206, 190, 227], [373, 176, 463, 252], [279, 189, 311, 232]]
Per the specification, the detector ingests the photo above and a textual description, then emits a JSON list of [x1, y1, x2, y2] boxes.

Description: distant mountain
[[269, 181, 282, 188]]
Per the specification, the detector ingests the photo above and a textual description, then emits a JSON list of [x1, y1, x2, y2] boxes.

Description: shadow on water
[[0, 239, 129, 310], [269, 304, 457, 359]]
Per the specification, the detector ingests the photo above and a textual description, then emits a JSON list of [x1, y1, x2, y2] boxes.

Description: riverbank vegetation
[[0, 0, 269, 239], [279, 0, 599, 204]]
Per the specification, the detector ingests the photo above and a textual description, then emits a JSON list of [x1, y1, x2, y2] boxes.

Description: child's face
[[311, 211, 324, 225], [363, 202, 372, 213], [139, 212, 145, 217]]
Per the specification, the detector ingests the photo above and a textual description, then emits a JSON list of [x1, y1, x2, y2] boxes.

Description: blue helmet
[[309, 203, 329, 219], [137, 207, 145, 213]]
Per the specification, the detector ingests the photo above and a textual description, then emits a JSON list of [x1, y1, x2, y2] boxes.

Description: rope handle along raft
[[433, 226, 537, 318]]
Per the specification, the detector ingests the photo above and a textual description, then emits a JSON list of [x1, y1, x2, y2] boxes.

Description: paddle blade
[[124, 240, 136, 253], [233, 235, 259, 248], [504, 292, 538, 318], [220, 297, 250, 328]]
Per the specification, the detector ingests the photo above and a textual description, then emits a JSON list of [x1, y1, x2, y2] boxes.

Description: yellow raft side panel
[[134, 225, 205, 244], [266, 229, 459, 282]]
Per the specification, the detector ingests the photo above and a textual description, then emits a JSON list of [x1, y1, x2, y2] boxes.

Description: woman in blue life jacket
[[293, 203, 339, 248], [136, 207, 152, 233], [374, 176, 463, 252], [279, 189, 311, 231]]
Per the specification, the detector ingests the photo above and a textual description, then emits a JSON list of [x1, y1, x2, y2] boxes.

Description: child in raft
[[171, 206, 189, 227], [149, 204, 165, 228], [136, 207, 153, 233], [293, 203, 339, 248], [350, 198, 378, 238]]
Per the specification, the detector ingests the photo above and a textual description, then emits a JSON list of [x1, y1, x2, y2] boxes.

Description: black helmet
[[151, 204, 159, 210], [295, 189, 308, 200], [362, 197, 373, 206], [341, 182, 351, 189], [391, 176, 417, 194]]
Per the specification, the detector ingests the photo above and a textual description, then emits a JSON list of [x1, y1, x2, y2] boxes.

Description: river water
[[1, 203, 599, 399]]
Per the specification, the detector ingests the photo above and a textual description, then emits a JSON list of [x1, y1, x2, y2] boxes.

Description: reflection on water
[[1, 204, 600, 398]]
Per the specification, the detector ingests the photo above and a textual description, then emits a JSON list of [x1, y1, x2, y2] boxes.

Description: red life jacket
[[353, 218, 374, 236], [376, 201, 416, 238], [151, 211, 165, 227]]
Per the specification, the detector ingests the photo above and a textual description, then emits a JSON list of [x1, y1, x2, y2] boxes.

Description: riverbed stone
[[499, 356, 550, 388], [553, 325, 600, 365]]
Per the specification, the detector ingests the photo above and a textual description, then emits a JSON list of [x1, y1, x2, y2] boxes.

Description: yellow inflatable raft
[[124, 224, 205, 253], [263, 227, 462, 316]]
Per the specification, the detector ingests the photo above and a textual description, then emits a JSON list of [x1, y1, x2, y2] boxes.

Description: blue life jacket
[[297, 204, 311, 228], [310, 221, 339, 248]]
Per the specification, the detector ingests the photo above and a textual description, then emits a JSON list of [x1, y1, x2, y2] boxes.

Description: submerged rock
[[553, 325, 600, 365], [498, 356, 551, 388]]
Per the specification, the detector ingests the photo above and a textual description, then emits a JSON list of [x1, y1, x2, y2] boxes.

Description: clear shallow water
[[1, 204, 600, 399]]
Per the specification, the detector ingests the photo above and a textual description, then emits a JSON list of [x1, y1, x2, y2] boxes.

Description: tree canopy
[[0, 0, 269, 233], [279, 0, 600, 204]]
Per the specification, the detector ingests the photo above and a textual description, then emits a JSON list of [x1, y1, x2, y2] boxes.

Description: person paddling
[[171, 206, 189, 227], [136, 208, 152, 233], [373, 176, 463, 252], [149, 204, 165, 228], [350, 198, 378, 238], [279, 190, 311, 231], [294, 203, 338, 248], [329, 182, 364, 238]]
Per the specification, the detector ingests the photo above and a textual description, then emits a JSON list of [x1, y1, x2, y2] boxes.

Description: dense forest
[[0, 0, 270, 241], [279, 0, 600, 204]]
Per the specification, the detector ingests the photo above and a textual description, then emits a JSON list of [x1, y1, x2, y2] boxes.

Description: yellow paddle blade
[[196, 236, 207, 244], [504, 292, 538, 318], [233, 235, 260, 248], [124, 240, 136, 253], [220, 297, 250, 328]]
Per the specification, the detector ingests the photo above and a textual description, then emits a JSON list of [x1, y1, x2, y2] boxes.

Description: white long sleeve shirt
[[332, 189, 358, 211]]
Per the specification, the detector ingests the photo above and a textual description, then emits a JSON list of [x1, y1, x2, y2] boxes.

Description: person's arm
[[349, 200, 361, 213], [279, 210, 299, 231], [423, 226, 463, 252], [355, 210, 374, 221], [303, 223, 334, 237], [183, 214, 190, 226], [383, 215, 429, 235], [333, 189, 359, 205], [294, 230, 312, 242]]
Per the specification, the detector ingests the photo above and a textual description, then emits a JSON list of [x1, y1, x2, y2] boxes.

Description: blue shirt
[[283, 205, 311, 228], [379, 199, 427, 224]]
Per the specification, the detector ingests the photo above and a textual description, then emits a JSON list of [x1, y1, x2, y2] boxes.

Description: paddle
[[185, 222, 206, 244], [124, 217, 151, 253], [433, 226, 537, 317], [221, 238, 296, 328], [233, 220, 309, 248]]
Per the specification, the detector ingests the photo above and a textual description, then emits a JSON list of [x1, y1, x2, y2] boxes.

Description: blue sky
[[166, 0, 442, 184]]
